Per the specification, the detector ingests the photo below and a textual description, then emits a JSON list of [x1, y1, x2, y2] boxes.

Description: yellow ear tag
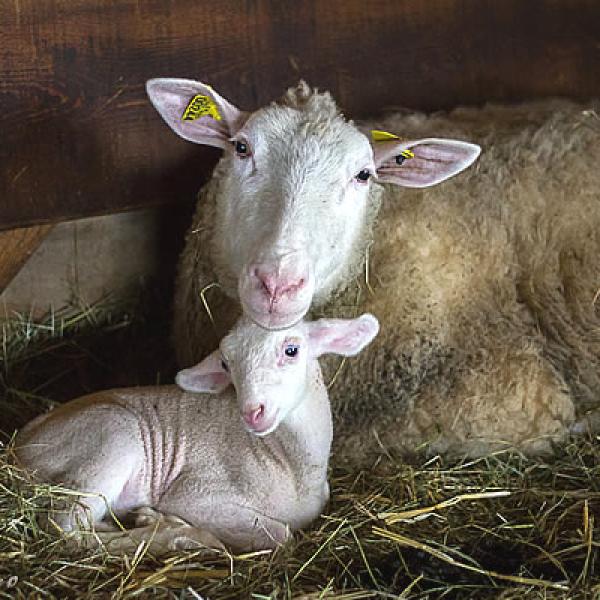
[[370, 129, 400, 142], [181, 94, 222, 122]]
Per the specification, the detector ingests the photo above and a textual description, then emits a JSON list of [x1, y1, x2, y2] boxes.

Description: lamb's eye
[[233, 140, 250, 158], [221, 359, 229, 372], [355, 169, 371, 183], [285, 345, 299, 358]]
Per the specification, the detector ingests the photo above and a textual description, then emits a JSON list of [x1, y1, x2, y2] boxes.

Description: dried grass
[[0, 302, 599, 599]]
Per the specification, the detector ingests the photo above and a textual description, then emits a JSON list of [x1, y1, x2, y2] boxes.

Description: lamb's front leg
[[93, 507, 225, 555], [209, 505, 291, 552], [157, 477, 291, 553]]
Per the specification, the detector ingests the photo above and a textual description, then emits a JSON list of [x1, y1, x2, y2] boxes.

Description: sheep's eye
[[355, 169, 371, 183], [221, 359, 229, 372], [284, 345, 299, 358], [233, 140, 250, 158]]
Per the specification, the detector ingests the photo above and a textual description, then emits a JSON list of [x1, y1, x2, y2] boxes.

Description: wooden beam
[[0, 225, 54, 294], [1, 0, 600, 231]]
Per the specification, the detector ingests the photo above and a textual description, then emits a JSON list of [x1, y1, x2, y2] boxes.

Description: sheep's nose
[[243, 404, 266, 428], [251, 267, 308, 302]]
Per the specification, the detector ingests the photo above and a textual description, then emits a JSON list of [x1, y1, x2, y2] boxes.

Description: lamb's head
[[147, 79, 480, 329], [175, 313, 379, 436]]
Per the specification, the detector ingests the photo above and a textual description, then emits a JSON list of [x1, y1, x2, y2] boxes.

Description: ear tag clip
[[371, 130, 414, 165], [371, 129, 400, 142], [182, 94, 222, 122], [395, 149, 415, 165]]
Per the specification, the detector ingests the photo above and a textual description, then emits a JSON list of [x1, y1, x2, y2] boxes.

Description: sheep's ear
[[371, 136, 480, 188], [308, 314, 379, 359], [175, 351, 231, 394], [146, 78, 249, 150]]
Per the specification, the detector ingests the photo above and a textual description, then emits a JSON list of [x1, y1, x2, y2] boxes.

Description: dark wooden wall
[[2, 0, 600, 231]]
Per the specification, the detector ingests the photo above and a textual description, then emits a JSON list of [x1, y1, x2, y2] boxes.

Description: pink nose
[[251, 267, 307, 303], [243, 404, 266, 428]]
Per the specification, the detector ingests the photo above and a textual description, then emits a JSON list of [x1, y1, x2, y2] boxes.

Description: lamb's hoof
[[131, 506, 164, 527], [132, 506, 193, 528], [170, 529, 226, 552]]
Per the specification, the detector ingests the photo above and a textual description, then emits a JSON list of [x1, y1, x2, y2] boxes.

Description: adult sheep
[[147, 79, 600, 459]]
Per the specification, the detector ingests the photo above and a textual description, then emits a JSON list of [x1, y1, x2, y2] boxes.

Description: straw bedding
[[0, 299, 598, 599]]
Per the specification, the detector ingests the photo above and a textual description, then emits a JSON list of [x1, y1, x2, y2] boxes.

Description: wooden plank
[[0, 225, 54, 293], [1, 0, 599, 231]]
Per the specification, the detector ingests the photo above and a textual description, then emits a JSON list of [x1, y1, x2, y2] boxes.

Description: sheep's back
[[325, 100, 600, 456]]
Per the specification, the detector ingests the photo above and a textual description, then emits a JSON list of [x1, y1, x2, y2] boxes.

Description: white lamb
[[14, 314, 379, 554]]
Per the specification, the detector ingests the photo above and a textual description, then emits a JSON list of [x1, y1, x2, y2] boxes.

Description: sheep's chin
[[243, 305, 307, 331]]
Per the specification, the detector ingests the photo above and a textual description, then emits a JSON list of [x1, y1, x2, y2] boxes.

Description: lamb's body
[[14, 313, 378, 554], [174, 97, 600, 458], [15, 381, 331, 552]]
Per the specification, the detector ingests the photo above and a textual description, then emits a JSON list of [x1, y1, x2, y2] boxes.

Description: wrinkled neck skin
[[209, 155, 384, 308], [263, 361, 332, 480]]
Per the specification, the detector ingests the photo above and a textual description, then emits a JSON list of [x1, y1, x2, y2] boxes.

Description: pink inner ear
[[309, 314, 379, 358], [146, 78, 248, 150], [176, 368, 230, 393], [187, 371, 230, 392], [374, 138, 480, 188], [175, 350, 231, 393]]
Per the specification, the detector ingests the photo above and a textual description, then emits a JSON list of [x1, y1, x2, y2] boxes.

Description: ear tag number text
[[182, 94, 222, 121]]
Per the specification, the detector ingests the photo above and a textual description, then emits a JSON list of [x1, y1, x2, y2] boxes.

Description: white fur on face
[[216, 313, 379, 435], [220, 318, 312, 435], [214, 101, 376, 328]]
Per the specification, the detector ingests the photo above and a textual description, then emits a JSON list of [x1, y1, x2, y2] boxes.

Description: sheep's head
[[175, 314, 379, 436], [147, 79, 480, 329]]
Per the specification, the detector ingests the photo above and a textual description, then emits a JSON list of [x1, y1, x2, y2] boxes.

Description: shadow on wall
[[0, 203, 193, 318], [0, 282, 180, 438]]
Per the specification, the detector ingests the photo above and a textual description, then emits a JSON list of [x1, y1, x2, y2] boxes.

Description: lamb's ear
[[308, 314, 380, 359], [175, 351, 231, 394], [372, 136, 481, 188], [146, 78, 248, 150]]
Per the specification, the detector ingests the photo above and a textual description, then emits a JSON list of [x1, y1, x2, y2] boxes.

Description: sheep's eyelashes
[[221, 359, 229, 372]]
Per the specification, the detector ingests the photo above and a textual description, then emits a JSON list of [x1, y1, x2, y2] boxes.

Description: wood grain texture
[[1, 0, 599, 230], [0, 225, 54, 293]]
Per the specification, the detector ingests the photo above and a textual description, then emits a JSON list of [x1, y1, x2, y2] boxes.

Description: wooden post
[[0, 225, 53, 295]]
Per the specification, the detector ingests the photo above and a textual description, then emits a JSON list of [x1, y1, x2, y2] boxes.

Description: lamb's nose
[[243, 404, 265, 428]]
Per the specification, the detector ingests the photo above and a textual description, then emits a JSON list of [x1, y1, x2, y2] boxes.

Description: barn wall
[[2, 0, 600, 231], [2, 0, 599, 313], [0, 207, 186, 315]]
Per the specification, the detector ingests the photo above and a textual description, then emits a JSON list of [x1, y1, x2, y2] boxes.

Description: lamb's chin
[[245, 413, 279, 437]]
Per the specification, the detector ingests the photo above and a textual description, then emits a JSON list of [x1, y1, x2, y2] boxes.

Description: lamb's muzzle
[[242, 403, 273, 434]]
